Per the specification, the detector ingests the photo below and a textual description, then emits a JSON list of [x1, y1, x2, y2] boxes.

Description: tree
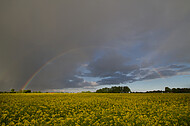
[[23, 90, 31, 93], [96, 86, 131, 93], [165, 87, 171, 93], [123, 86, 131, 93], [10, 89, 15, 93], [165, 87, 190, 93]]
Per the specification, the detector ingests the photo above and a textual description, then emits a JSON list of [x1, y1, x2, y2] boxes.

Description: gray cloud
[[159, 70, 176, 77], [177, 67, 190, 72], [88, 65, 187, 85], [140, 72, 160, 80], [97, 74, 135, 85], [0, 0, 190, 91], [86, 50, 139, 77], [168, 64, 186, 69]]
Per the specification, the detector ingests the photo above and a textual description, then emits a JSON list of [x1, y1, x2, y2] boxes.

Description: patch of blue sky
[[127, 74, 190, 92], [95, 74, 190, 92]]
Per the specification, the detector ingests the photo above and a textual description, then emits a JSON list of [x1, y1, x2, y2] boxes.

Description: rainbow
[[21, 46, 116, 90], [152, 68, 164, 78], [21, 48, 79, 90]]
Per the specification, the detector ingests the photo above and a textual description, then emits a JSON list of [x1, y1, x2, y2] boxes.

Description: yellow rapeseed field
[[0, 93, 189, 126]]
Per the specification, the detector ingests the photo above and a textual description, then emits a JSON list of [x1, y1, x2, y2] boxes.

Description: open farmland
[[0, 93, 189, 126]]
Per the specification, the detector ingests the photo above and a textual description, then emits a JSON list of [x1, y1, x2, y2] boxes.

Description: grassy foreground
[[0, 93, 189, 126]]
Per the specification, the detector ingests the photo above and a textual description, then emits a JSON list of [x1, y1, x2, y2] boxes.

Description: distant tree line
[[0, 89, 41, 93], [146, 90, 164, 93], [96, 86, 131, 93], [132, 87, 190, 93], [165, 87, 190, 93], [1, 86, 190, 93], [81, 91, 92, 93]]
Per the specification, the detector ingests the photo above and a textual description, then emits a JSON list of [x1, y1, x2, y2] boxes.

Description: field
[[0, 93, 189, 126]]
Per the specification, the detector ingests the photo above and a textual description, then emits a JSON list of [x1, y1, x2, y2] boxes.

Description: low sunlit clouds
[[0, 0, 190, 92]]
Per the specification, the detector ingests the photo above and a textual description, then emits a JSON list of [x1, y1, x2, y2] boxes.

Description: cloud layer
[[0, 0, 190, 91]]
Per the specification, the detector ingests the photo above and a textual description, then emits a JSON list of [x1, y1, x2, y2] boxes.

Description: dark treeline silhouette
[[146, 90, 164, 93], [20, 90, 31, 93], [165, 87, 190, 93], [96, 86, 131, 93], [0, 89, 41, 93], [1, 86, 190, 93], [81, 91, 92, 93], [132, 87, 190, 93]]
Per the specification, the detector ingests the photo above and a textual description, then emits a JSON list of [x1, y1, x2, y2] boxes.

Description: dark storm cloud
[[168, 64, 186, 69], [140, 72, 160, 80], [177, 67, 190, 72], [97, 74, 135, 85], [86, 50, 139, 77], [159, 70, 176, 76], [140, 70, 177, 81], [89, 65, 187, 85], [0, 0, 190, 90], [53, 76, 94, 89]]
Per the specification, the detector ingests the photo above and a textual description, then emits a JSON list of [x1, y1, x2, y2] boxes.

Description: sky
[[0, 0, 190, 92]]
